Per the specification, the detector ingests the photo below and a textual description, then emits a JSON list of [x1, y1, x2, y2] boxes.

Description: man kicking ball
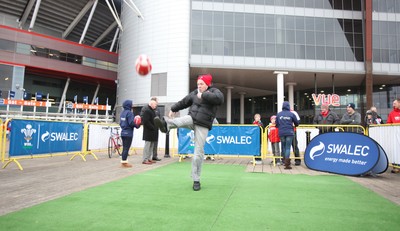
[[154, 74, 224, 191]]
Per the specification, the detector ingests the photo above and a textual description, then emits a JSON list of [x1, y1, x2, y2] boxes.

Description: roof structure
[[0, 0, 124, 51]]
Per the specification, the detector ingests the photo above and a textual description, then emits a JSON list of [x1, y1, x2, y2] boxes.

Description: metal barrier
[[1, 119, 10, 164], [2, 119, 87, 170], [171, 125, 264, 166], [0, 119, 3, 163], [0, 110, 113, 123], [368, 124, 400, 169], [264, 124, 367, 166]]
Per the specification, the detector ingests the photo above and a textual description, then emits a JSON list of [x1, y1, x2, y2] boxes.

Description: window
[[151, 72, 167, 97]]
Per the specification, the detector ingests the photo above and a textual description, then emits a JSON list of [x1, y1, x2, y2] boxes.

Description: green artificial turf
[[0, 162, 399, 231]]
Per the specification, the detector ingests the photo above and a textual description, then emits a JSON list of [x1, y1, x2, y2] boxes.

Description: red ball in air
[[135, 54, 152, 76]]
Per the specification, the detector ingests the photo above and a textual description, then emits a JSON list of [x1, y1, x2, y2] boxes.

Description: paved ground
[[0, 152, 399, 216]]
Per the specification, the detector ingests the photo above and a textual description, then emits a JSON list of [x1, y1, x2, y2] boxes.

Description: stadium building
[[1, 0, 400, 124]]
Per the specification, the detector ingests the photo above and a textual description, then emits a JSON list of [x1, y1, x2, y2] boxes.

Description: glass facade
[[203, 0, 361, 11], [191, 4, 364, 62], [191, 0, 400, 123], [372, 0, 400, 64]]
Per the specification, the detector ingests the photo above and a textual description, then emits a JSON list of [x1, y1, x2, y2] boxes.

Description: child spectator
[[253, 113, 264, 127], [268, 115, 281, 165]]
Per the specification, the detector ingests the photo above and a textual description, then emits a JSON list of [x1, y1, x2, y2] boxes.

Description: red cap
[[197, 74, 212, 86]]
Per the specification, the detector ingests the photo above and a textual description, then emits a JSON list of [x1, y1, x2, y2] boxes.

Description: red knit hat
[[197, 74, 212, 86]]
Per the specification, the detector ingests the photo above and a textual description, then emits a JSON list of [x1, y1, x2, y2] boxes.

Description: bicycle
[[103, 126, 122, 158]]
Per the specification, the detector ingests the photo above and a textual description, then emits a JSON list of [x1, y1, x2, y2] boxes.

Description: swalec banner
[[9, 119, 83, 156], [304, 132, 388, 176], [178, 125, 261, 155]]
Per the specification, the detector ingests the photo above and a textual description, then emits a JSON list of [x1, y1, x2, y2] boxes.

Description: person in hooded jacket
[[276, 101, 300, 170], [154, 74, 224, 191], [119, 100, 140, 168]]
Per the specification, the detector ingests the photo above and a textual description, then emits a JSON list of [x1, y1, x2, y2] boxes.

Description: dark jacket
[[140, 104, 159, 141], [313, 110, 339, 125], [171, 86, 224, 130], [120, 100, 139, 137], [313, 110, 340, 133], [276, 101, 299, 137]]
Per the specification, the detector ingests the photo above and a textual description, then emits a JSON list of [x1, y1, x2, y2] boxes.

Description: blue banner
[[36, 92, 42, 100], [304, 132, 388, 176], [83, 96, 88, 104], [178, 125, 260, 155], [9, 90, 15, 99], [9, 119, 83, 156]]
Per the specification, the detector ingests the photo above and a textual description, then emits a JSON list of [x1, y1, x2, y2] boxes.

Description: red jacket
[[387, 108, 400, 123], [268, 124, 280, 143]]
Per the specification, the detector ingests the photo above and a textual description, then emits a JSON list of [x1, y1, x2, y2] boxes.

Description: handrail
[[0, 110, 113, 123]]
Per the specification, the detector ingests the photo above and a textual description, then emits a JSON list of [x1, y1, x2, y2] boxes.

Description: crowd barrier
[[0, 119, 176, 170], [173, 125, 262, 165], [2, 118, 398, 171], [264, 124, 366, 166], [368, 124, 400, 170], [0, 119, 4, 163]]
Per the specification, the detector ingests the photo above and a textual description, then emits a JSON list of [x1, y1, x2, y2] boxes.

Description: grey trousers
[[153, 141, 158, 159], [167, 115, 208, 182], [143, 141, 156, 161]]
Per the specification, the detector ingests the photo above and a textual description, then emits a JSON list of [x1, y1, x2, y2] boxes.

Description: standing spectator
[[387, 98, 400, 174], [252, 113, 264, 164], [387, 98, 400, 124], [364, 110, 379, 125], [268, 115, 281, 165], [291, 108, 301, 165], [154, 74, 224, 191], [119, 100, 140, 168], [253, 113, 264, 127], [276, 101, 299, 170], [370, 106, 383, 124], [313, 104, 340, 133], [141, 97, 162, 162], [340, 103, 362, 133], [140, 97, 160, 165]]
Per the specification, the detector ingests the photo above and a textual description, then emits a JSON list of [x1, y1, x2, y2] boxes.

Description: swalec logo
[[309, 141, 325, 160], [206, 134, 215, 144], [304, 132, 383, 176]]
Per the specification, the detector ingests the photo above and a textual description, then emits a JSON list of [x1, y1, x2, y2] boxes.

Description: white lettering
[[50, 132, 79, 141], [327, 144, 369, 156], [216, 136, 252, 144]]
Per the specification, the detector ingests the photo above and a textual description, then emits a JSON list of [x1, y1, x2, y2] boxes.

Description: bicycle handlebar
[[102, 126, 120, 130]]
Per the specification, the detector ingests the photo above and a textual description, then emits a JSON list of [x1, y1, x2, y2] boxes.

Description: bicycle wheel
[[115, 137, 122, 156], [108, 137, 113, 158]]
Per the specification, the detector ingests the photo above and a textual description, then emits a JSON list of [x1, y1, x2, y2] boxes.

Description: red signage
[[2, 99, 110, 111], [312, 94, 340, 106], [3, 99, 52, 107], [73, 103, 110, 110]]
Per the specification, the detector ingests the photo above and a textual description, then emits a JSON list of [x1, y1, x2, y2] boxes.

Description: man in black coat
[[154, 74, 224, 191], [141, 97, 159, 164]]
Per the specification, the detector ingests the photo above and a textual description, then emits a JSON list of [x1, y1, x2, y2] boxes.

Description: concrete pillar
[[286, 82, 297, 109], [273, 71, 288, 112], [238, 92, 246, 124], [225, 86, 234, 124]]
